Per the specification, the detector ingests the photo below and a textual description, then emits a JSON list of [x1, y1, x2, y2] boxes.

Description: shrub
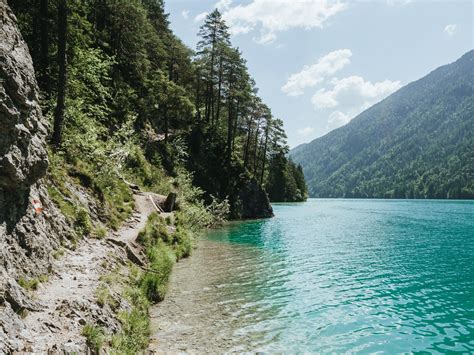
[[93, 226, 107, 239], [18, 277, 39, 291], [96, 284, 118, 310], [75, 208, 92, 236], [111, 308, 150, 353], [172, 227, 192, 260], [140, 242, 174, 302], [137, 213, 169, 247], [81, 324, 105, 353]]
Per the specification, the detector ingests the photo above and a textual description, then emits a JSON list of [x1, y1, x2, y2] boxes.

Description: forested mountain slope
[[291, 51, 473, 199]]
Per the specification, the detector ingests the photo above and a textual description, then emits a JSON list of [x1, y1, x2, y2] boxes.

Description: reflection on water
[[150, 199, 474, 353]]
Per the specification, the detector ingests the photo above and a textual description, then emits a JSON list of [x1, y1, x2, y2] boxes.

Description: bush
[[140, 242, 174, 302], [75, 208, 92, 236], [96, 284, 119, 310], [137, 213, 169, 247], [93, 226, 107, 239], [81, 324, 105, 353], [18, 277, 39, 291], [172, 227, 192, 260], [111, 308, 150, 353]]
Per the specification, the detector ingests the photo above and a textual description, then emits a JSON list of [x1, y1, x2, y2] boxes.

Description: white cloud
[[312, 76, 402, 129], [327, 111, 350, 130], [181, 10, 189, 19], [194, 12, 208, 23], [386, 0, 412, 5], [312, 76, 401, 109], [282, 49, 352, 96], [444, 24, 457, 36], [216, 0, 232, 10], [297, 126, 315, 137], [221, 0, 347, 44]]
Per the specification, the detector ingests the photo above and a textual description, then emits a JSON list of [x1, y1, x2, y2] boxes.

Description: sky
[[164, 0, 473, 148]]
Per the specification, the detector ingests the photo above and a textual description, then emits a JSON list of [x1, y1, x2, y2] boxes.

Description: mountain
[[290, 51, 474, 199]]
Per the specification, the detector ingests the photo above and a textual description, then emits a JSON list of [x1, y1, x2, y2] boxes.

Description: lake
[[149, 199, 474, 353]]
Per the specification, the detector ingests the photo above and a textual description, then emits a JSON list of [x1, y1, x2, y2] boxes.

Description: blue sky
[[164, 0, 473, 148]]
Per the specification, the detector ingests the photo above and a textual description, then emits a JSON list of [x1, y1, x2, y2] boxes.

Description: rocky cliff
[[0, 1, 72, 350]]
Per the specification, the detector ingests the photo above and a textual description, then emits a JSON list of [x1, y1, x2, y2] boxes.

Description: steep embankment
[[1, 1, 73, 348], [1, 3, 163, 351], [6, 191, 157, 352], [291, 51, 474, 199]]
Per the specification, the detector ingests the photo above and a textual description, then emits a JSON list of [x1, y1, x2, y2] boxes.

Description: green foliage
[[81, 324, 105, 353], [74, 208, 92, 236], [12, 1, 297, 220], [291, 51, 474, 199], [137, 213, 169, 248], [266, 153, 308, 202], [171, 227, 192, 260], [111, 308, 150, 353], [93, 226, 107, 239], [17, 274, 49, 291], [140, 242, 174, 302], [52, 248, 65, 260], [96, 284, 119, 310], [18, 277, 39, 291]]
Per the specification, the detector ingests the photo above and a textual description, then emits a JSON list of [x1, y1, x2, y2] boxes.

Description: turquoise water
[[203, 199, 474, 353]]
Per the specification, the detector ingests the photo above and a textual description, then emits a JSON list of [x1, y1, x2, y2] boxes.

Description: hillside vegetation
[[291, 51, 473, 199], [11, 0, 307, 226]]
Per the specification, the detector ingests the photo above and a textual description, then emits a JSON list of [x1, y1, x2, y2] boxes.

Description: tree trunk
[[260, 124, 269, 186], [51, 0, 68, 148], [195, 72, 201, 123], [243, 122, 252, 170], [226, 97, 233, 163], [252, 118, 261, 174], [39, 0, 50, 94], [232, 100, 239, 152], [216, 54, 223, 125]]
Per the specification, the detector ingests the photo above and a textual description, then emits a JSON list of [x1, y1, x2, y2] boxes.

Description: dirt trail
[[16, 191, 157, 352]]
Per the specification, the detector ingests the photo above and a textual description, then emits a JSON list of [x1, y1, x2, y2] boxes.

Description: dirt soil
[[13, 192, 158, 353]]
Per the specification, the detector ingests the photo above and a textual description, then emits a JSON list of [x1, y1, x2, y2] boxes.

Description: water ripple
[[151, 199, 474, 353]]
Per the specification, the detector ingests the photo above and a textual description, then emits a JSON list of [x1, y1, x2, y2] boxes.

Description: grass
[[93, 226, 107, 239], [141, 242, 174, 302], [110, 267, 151, 354], [48, 151, 135, 234], [52, 247, 65, 260], [81, 324, 105, 353], [17, 275, 48, 291], [96, 284, 119, 310]]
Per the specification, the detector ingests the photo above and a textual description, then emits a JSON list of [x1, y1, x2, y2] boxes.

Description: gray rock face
[[0, 1, 72, 351], [0, 0, 48, 193]]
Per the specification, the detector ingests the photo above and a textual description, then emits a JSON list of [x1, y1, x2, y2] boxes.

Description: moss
[[81, 324, 105, 353], [38, 274, 49, 283]]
